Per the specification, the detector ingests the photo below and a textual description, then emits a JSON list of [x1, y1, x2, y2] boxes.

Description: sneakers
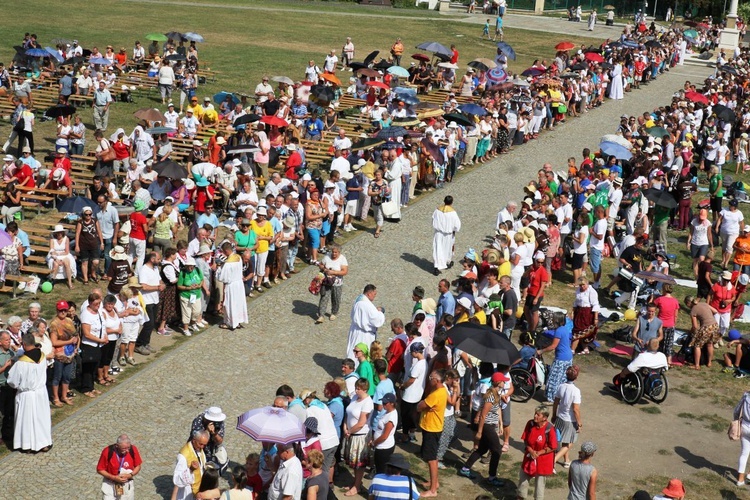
[[262, 281, 272, 289], [329, 314, 336, 321], [488, 477, 505, 487], [723, 366, 737, 374], [157, 328, 172, 336], [736, 370, 747, 379], [118, 356, 127, 366], [145, 345, 154, 353], [183, 329, 192, 337], [197, 320, 208, 328], [458, 468, 476, 479], [126, 357, 137, 366], [191, 324, 201, 331], [134, 346, 151, 356]]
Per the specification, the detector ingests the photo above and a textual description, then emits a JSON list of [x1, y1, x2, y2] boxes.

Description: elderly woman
[[342, 378, 372, 497], [20, 302, 43, 335], [552, 365, 582, 470], [684, 295, 720, 370], [518, 406, 558, 500], [709, 270, 737, 339], [117, 284, 145, 367], [48, 223, 79, 288], [80, 292, 106, 398], [157, 248, 180, 336], [570, 277, 600, 354], [304, 449, 329, 500], [316, 244, 348, 323], [99, 294, 122, 386], [367, 169, 389, 238], [50, 300, 79, 406], [539, 312, 574, 403], [75, 206, 104, 285]]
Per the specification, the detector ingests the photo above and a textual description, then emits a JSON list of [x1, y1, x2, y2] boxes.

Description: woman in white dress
[[608, 58, 624, 100], [47, 224, 76, 289]]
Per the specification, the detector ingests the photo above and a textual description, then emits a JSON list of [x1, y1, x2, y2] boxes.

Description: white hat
[[583, 202, 593, 211], [290, 191, 299, 199], [534, 251, 546, 261], [193, 140, 203, 147], [585, 183, 596, 190], [3, 154, 14, 162], [447, 122, 458, 128], [373, 101, 380, 106], [52, 169, 66, 181], [109, 245, 128, 260], [287, 144, 297, 151], [185, 257, 197, 266], [203, 406, 226, 422], [21, 146, 30, 154], [184, 178, 195, 190], [301, 173, 312, 181], [741, 274, 750, 286], [216, 136, 226, 145], [82, 206, 93, 214], [53, 224, 65, 233], [357, 159, 366, 166], [229, 158, 242, 167], [457, 297, 472, 309], [324, 180, 336, 189], [256, 206, 267, 216]]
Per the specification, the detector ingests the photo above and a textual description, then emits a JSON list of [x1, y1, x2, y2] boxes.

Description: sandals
[[501, 443, 510, 452], [97, 379, 111, 387], [219, 323, 230, 330], [62, 399, 74, 406], [83, 391, 97, 398], [51, 400, 64, 408]]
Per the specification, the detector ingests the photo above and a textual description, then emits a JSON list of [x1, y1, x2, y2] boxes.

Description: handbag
[[309, 277, 322, 296], [99, 141, 117, 162], [729, 396, 745, 441], [12, 118, 25, 133], [522, 457, 537, 476], [381, 199, 399, 218]]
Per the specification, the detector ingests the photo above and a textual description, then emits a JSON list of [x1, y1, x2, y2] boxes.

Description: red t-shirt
[[112, 140, 130, 161], [16, 164, 35, 187], [386, 337, 406, 375], [195, 186, 215, 214], [96, 445, 142, 476], [248, 472, 263, 492], [711, 283, 736, 313], [53, 156, 72, 172], [129, 212, 148, 240], [654, 295, 680, 328], [521, 421, 557, 476], [527, 266, 549, 297]]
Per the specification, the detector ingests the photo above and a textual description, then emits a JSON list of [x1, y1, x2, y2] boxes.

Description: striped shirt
[[368, 474, 420, 500]]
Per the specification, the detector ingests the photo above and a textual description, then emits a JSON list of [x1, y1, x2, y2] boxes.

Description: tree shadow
[[674, 446, 735, 478], [152, 474, 174, 499], [401, 252, 434, 273], [292, 299, 318, 318], [313, 352, 343, 378]]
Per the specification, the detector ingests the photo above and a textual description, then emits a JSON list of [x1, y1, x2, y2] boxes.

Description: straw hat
[[109, 245, 128, 260]]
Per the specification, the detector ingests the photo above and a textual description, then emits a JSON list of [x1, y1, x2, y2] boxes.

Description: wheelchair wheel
[[648, 373, 669, 404], [619, 373, 643, 405], [510, 368, 536, 403]]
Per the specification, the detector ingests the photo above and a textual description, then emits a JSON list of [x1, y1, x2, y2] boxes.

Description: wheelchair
[[619, 367, 669, 405], [510, 354, 550, 403]]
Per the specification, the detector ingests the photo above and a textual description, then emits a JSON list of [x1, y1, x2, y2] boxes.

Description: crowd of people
[[0, 15, 748, 500]]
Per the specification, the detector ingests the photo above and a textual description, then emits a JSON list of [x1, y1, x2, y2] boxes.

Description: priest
[[7, 332, 52, 452], [432, 195, 461, 275], [346, 284, 385, 364], [216, 242, 248, 330]]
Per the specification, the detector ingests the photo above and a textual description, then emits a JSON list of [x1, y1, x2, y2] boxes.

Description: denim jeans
[[287, 242, 299, 271], [69, 143, 84, 156], [101, 237, 113, 275]]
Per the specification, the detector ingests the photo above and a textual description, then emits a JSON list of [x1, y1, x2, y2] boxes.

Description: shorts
[[78, 247, 100, 262], [525, 293, 542, 312], [710, 196, 722, 213], [723, 232, 739, 254], [420, 430, 441, 461], [322, 446, 337, 472], [571, 252, 585, 270], [345, 199, 358, 216], [589, 248, 602, 274], [306, 227, 321, 249], [501, 403, 511, 427], [690, 244, 709, 259], [121, 322, 140, 343], [697, 284, 711, 299]]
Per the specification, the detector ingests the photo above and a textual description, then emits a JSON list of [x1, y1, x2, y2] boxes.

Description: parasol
[[134, 108, 166, 122], [259, 116, 289, 127], [237, 406, 306, 445], [415, 41, 452, 58], [319, 73, 341, 86], [643, 188, 678, 209], [411, 53, 430, 62], [458, 103, 487, 116], [387, 66, 410, 78], [555, 41, 576, 51], [496, 42, 516, 61], [599, 141, 633, 160], [271, 76, 294, 85], [485, 67, 508, 85], [153, 160, 189, 179]]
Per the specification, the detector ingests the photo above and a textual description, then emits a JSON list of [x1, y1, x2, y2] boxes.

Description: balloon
[[729, 329, 742, 341], [624, 309, 637, 321], [40, 281, 53, 293], [515, 307, 524, 319]]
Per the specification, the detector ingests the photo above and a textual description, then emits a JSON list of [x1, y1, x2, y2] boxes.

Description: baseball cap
[[382, 393, 397, 404], [56, 300, 69, 311], [491, 372, 510, 383]]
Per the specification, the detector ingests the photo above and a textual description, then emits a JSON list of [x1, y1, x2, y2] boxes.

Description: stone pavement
[[0, 66, 712, 497]]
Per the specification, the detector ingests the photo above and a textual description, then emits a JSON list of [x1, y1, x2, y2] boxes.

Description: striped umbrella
[[486, 67, 508, 85], [237, 406, 306, 444]]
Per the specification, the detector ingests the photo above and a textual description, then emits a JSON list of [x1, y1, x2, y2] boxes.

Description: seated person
[[723, 334, 750, 376], [614, 338, 668, 385], [631, 303, 663, 357]]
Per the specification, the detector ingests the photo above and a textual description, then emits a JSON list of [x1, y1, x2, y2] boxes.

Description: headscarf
[[110, 127, 129, 145], [354, 342, 370, 360]]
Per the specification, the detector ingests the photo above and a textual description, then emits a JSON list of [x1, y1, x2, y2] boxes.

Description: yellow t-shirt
[[472, 309, 487, 325], [188, 103, 204, 120], [202, 108, 218, 124], [251, 220, 273, 254], [497, 261, 511, 279], [419, 386, 448, 432]]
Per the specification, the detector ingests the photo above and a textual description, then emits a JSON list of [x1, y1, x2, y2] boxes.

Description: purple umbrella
[[237, 406, 306, 444], [486, 67, 508, 85], [0, 229, 13, 248]]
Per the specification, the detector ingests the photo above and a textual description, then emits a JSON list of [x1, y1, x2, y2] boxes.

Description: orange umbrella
[[555, 41, 576, 51], [319, 73, 341, 86], [366, 81, 389, 90]]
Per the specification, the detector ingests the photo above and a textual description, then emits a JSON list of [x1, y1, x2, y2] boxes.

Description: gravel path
[[0, 56, 713, 499]]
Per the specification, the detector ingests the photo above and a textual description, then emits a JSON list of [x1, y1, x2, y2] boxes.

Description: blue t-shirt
[[268, 216, 282, 251], [437, 291, 456, 319], [346, 175, 362, 202], [496, 16, 503, 29], [371, 378, 396, 428], [554, 319, 574, 362], [306, 118, 324, 136], [196, 213, 219, 229], [327, 398, 345, 439], [518, 345, 536, 370]]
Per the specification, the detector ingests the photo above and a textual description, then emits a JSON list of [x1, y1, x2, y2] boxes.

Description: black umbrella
[[153, 160, 188, 179], [58, 195, 99, 215], [373, 60, 391, 70], [376, 126, 408, 140], [420, 138, 444, 164], [351, 137, 386, 151], [601, 62, 613, 70], [643, 188, 677, 209], [61, 56, 85, 66], [348, 61, 368, 71], [443, 113, 473, 128], [82, 49, 92, 57], [434, 52, 451, 62], [269, 148, 280, 169], [719, 64, 738, 76], [644, 40, 663, 49], [44, 104, 76, 118], [570, 62, 588, 71], [165, 54, 186, 62], [583, 46, 602, 53], [310, 85, 335, 105], [447, 323, 520, 366], [363, 51, 379, 66], [12, 45, 25, 54], [713, 104, 736, 123], [164, 31, 186, 42], [233, 114, 261, 127]]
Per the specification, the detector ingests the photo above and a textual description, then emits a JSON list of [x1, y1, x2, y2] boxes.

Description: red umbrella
[[259, 116, 289, 127], [555, 41, 576, 51], [366, 81, 389, 90], [685, 91, 709, 105], [584, 52, 604, 63], [697, 22, 710, 30], [411, 53, 430, 62]]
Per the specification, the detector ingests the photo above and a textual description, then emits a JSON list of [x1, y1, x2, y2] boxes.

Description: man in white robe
[[173, 430, 209, 500], [7, 333, 52, 452], [609, 62, 624, 100], [384, 149, 403, 220], [216, 242, 248, 330], [432, 196, 462, 275], [346, 284, 385, 363]]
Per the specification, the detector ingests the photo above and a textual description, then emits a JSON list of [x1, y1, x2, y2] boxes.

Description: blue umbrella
[[89, 57, 112, 66], [599, 141, 633, 160], [459, 103, 487, 116], [496, 42, 516, 61], [58, 195, 99, 215], [25, 48, 48, 57], [183, 32, 204, 43], [393, 87, 416, 96], [395, 93, 420, 106], [387, 66, 410, 78], [521, 67, 544, 77], [622, 40, 640, 48], [213, 91, 240, 105], [415, 41, 452, 58], [145, 126, 177, 135], [44, 47, 63, 62]]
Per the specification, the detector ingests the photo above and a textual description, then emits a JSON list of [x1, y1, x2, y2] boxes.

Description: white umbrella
[[272, 76, 294, 85], [237, 406, 306, 444], [601, 134, 632, 148], [437, 62, 459, 70]]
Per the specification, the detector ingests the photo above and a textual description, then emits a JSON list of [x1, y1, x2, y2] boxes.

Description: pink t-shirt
[[654, 295, 680, 328]]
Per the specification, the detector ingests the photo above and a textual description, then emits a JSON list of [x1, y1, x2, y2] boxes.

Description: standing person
[[370, 392, 398, 475], [688, 208, 713, 278], [135, 252, 164, 357], [96, 195, 120, 277], [567, 441, 597, 500], [316, 244, 348, 323], [390, 38, 404, 67], [346, 284, 386, 362], [7, 332, 53, 452], [525, 252, 549, 334], [717, 199, 744, 269], [76, 206, 104, 285], [709, 270, 737, 338], [268, 442, 303, 500], [734, 390, 750, 486], [570, 278, 600, 355], [587, 9, 597, 31], [190, 407, 227, 472], [540, 312, 574, 403], [342, 37, 355, 68], [173, 430, 209, 500], [400, 343, 427, 444], [49, 300, 78, 407], [80, 293, 106, 398], [589, 206, 607, 288], [458, 371, 509, 487], [368, 454, 420, 500], [417, 369, 449, 497], [684, 296, 720, 370], [518, 406, 558, 500], [216, 242, 248, 331], [92, 80, 113, 131], [552, 365, 582, 470], [97, 434, 143, 500], [177, 257, 205, 336], [0, 331, 16, 446], [432, 196, 462, 276], [342, 378, 373, 497], [654, 284, 680, 367], [436, 369, 460, 469]]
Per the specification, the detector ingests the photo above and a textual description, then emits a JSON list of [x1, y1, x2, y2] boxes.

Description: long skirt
[[497, 128, 511, 151], [476, 136, 491, 158], [545, 359, 573, 402], [572, 306, 597, 348], [157, 283, 178, 325]]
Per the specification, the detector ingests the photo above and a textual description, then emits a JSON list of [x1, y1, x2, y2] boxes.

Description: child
[[516, 331, 537, 370], [369, 340, 384, 361], [482, 19, 491, 39]]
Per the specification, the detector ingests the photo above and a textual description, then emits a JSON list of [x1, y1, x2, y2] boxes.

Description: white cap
[[301, 173, 312, 181], [185, 257, 197, 266], [457, 297, 472, 309], [324, 180, 336, 189], [583, 202, 593, 211], [534, 251, 546, 261]]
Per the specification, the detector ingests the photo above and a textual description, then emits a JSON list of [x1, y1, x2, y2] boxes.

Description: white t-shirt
[[690, 218, 711, 246], [345, 395, 374, 435], [373, 409, 398, 450], [590, 219, 607, 251], [80, 308, 105, 347], [626, 351, 668, 373], [306, 404, 339, 451], [573, 225, 589, 255], [402, 358, 427, 403], [720, 209, 744, 235], [321, 254, 348, 286], [608, 188, 622, 219], [138, 264, 161, 304], [102, 309, 122, 341], [554, 381, 581, 422], [557, 203, 573, 234]]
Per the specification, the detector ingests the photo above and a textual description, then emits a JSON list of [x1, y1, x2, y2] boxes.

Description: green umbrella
[[646, 126, 669, 138], [146, 33, 168, 41], [683, 29, 698, 38]]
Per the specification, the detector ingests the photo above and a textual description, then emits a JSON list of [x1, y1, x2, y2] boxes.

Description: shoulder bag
[[99, 140, 117, 162]]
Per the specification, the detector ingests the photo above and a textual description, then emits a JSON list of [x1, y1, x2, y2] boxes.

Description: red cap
[[491, 372, 509, 383], [56, 300, 69, 311], [308, 186, 318, 193]]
